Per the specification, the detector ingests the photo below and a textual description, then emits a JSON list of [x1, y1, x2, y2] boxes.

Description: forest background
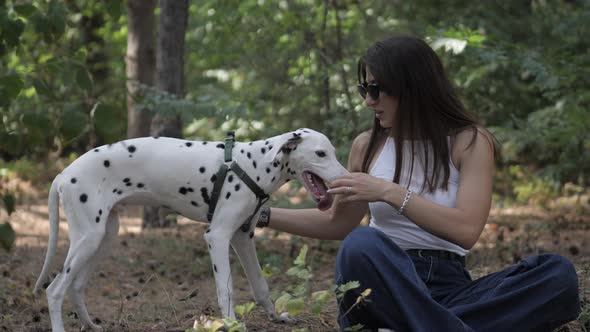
[[0, 1, 589, 331]]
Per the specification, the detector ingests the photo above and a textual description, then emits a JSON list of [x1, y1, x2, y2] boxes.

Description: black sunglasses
[[357, 82, 382, 100]]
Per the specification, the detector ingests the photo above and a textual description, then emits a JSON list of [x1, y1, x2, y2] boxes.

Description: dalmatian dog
[[33, 128, 348, 331]]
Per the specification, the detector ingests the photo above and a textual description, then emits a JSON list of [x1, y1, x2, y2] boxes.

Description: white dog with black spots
[[34, 128, 348, 332]]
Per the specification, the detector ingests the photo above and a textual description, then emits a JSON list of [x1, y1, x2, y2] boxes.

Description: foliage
[[0, 169, 16, 251], [1, 0, 589, 202]]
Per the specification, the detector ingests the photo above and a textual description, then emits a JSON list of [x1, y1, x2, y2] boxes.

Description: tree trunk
[[126, 0, 156, 138], [143, 0, 188, 228]]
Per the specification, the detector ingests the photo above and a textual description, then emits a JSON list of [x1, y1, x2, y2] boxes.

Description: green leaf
[[0, 74, 24, 107], [105, 0, 122, 21], [2, 193, 15, 216], [0, 222, 16, 251], [14, 4, 37, 18], [0, 132, 23, 155], [2, 18, 25, 47], [336, 280, 360, 298], [275, 293, 292, 313], [59, 105, 89, 142], [47, 2, 66, 40], [75, 65, 93, 91], [92, 103, 125, 143], [32, 77, 52, 98], [285, 297, 305, 315], [294, 244, 308, 267]]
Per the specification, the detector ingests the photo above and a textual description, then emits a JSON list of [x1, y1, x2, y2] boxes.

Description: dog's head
[[265, 128, 348, 211]]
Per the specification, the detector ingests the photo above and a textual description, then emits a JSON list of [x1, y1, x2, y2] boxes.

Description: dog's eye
[[315, 151, 326, 158]]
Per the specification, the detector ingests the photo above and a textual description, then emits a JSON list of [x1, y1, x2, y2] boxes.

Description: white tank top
[[368, 136, 468, 256]]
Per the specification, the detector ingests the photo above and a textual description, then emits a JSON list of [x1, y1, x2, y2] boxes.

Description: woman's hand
[[327, 173, 395, 203]]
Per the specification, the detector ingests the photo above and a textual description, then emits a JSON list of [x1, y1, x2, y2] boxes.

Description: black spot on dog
[[271, 177, 275, 182], [66, 267, 70, 274], [185, 142, 193, 147], [137, 183, 144, 188], [126, 182, 132, 187], [206, 228, 210, 233], [123, 178, 130, 183], [153, 136, 159, 139], [80, 194, 88, 203], [214, 264, 217, 272], [226, 192, 231, 199], [99, 209, 102, 215], [210, 174, 217, 183], [188, 187, 194, 192], [285, 179, 290, 183], [240, 149, 244, 154], [257, 176, 260, 182], [228, 175, 234, 183], [265, 141, 269, 145], [208, 244, 211, 249], [249, 142, 253, 146], [273, 161, 279, 167], [95, 216, 100, 223], [261, 147, 266, 154], [94, 149, 99, 152], [268, 145, 273, 150], [199, 167, 206, 173], [216, 143, 225, 149], [191, 201, 198, 207], [287, 168, 292, 173], [235, 184, 240, 191], [266, 168, 271, 174], [286, 162, 290, 167], [252, 161, 257, 169], [117, 190, 123, 195], [104, 160, 110, 167], [179, 187, 188, 195], [201, 188, 211, 204], [113, 189, 117, 193], [128, 145, 136, 153], [249, 231, 254, 239], [71, 178, 77, 184], [202, 141, 208, 145], [247, 152, 251, 159]]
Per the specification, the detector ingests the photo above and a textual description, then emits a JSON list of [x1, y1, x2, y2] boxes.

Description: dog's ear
[[264, 133, 303, 163]]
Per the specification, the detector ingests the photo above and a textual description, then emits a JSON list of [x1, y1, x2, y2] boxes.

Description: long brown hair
[[359, 36, 497, 193]]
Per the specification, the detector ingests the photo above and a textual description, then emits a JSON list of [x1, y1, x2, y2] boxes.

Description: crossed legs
[[335, 227, 581, 332]]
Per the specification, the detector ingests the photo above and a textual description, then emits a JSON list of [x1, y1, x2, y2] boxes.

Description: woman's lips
[[375, 111, 384, 119]]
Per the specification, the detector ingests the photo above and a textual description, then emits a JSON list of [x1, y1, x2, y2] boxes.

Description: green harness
[[207, 132, 269, 232]]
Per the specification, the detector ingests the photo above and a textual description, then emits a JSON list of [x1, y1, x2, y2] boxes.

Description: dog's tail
[[33, 175, 60, 296]]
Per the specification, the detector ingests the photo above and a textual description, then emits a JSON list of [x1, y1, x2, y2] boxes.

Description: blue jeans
[[335, 227, 581, 332]]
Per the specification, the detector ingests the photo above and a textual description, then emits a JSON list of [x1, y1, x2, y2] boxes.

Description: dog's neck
[[233, 134, 295, 195]]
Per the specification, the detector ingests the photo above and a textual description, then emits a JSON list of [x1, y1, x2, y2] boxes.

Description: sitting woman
[[255, 35, 581, 331]]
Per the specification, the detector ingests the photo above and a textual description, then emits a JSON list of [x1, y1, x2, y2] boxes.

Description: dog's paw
[[270, 312, 296, 324]]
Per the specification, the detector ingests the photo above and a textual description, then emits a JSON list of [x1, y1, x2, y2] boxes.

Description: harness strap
[[207, 132, 269, 232], [207, 164, 229, 222]]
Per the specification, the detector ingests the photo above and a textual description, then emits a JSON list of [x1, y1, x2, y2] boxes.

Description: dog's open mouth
[[302, 171, 333, 211]]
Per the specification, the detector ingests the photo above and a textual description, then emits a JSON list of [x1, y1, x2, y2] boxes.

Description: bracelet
[[256, 206, 271, 228], [397, 189, 412, 215]]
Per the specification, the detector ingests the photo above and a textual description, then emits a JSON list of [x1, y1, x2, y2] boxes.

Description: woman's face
[[364, 70, 398, 129]]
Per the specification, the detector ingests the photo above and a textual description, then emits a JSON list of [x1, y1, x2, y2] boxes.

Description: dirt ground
[[1, 196, 589, 331]]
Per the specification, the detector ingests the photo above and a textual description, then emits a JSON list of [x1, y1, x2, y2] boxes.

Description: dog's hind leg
[[231, 230, 295, 323], [68, 211, 120, 331], [46, 226, 106, 332]]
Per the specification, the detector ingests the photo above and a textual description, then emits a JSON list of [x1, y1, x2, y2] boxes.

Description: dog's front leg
[[204, 224, 237, 319], [231, 230, 295, 323]]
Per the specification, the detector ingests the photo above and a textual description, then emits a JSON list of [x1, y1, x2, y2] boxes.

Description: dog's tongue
[[317, 192, 333, 211], [303, 171, 334, 211]]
